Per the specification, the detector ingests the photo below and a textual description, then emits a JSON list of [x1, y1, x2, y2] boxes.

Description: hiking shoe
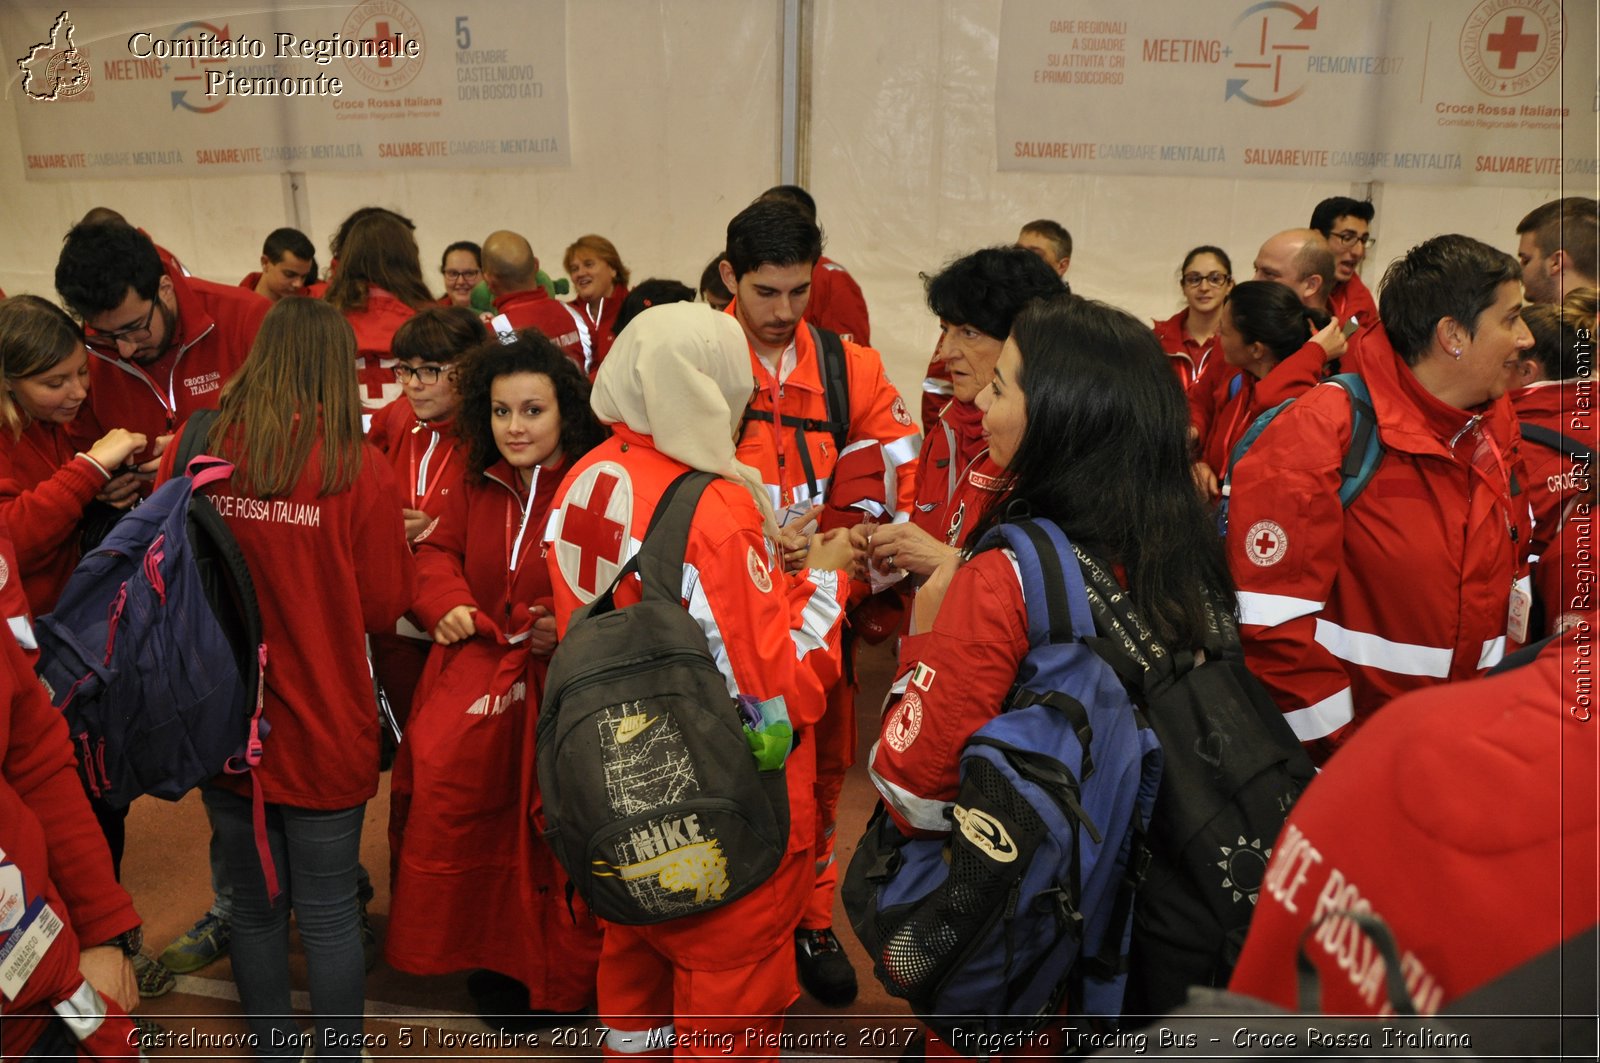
[[133, 1016, 168, 1047], [132, 952, 175, 998], [360, 898, 378, 972], [796, 927, 858, 1007], [159, 912, 230, 973]]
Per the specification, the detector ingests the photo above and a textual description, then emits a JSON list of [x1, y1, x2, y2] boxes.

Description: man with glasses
[[1309, 197, 1378, 332], [55, 221, 269, 461]]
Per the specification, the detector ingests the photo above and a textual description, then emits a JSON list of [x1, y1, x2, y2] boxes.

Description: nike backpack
[[843, 518, 1162, 1041], [539, 471, 790, 925]]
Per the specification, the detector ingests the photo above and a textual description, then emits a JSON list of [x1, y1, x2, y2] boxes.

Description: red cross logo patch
[[554, 462, 635, 603], [1245, 519, 1288, 568]]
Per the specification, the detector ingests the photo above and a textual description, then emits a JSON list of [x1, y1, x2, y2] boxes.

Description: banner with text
[[996, 0, 1595, 186], [1, 0, 570, 179]]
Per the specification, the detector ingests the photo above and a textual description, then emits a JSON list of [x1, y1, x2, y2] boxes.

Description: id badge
[[1507, 579, 1532, 644], [0, 846, 63, 1001]]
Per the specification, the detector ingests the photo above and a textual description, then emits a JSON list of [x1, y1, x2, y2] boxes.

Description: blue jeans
[[203, 787, 366, 1061]]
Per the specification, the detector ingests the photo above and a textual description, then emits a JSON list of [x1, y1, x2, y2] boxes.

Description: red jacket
[[392, 459, 598, 1001], [545, 429, 847, 963], [1511, 379, 1597, 635], [71, 266, 268, 454], [159, 426, 415, 809], [1230, 632, 1596, 1015], [1328, 271, 1379, 332], [1510, 379, 1594, 558], [1227, 327, 1530, 764], [919, 336, 952, 437], [1153, 308, 1221, 391], [1188, 340, 1328, 477], [366, 398, 467, 523], [0, 421, 107, 614], [910, 398, 1002, 552], [337, 287, 420, 412], [492, 288, 591, 374], [870, 547, 1029, 835], [572, 284, 628, 375], [0, 620, 140, 1056], [807, 256, 871, 345], [0, 518, 38, 663], [733, 310, 920, 523], [413, 459, 564, 635]]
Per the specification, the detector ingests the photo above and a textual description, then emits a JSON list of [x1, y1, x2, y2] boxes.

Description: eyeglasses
[[442, 269, 481, 282], [84, 300, 158, 353], [1329, 230, 1374, 249], [393, 364, 451, 384], [1181, 272, 1232, 288]]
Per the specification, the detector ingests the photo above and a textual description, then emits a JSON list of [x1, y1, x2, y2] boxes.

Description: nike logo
[[614, 713, 659, 745]]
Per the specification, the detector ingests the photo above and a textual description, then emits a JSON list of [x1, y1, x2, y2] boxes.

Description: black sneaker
[[795, 927, 858, 1007], [466, 969, 589, 1034]]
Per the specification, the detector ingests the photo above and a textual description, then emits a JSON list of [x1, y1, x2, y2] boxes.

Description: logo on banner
[[1225, 1, 1318, 107], [553, 462, 634, 604], [17, 11, 92, 101], [1459, 0, 1564, 97], [342, 1, 424, 92]]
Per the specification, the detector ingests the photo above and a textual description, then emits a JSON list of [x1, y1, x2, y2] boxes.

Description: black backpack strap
[[175, 407, 222, 470], [1521, 422, 1595, 465], [811, 323, 851, 454], [738, 324, 851, 500], [604, 470, 715, 606]]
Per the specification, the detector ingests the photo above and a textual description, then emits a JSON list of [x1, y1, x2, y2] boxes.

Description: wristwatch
[[98, 927, 143, 957]]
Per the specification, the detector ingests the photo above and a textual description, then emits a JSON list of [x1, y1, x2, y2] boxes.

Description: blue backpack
[[1216, 373, 1382, 536], [843, 519, 1162, 1041], [35, 413, 268, 817]]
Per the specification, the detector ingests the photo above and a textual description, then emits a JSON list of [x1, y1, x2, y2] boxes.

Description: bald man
[[1253, 229, 1335, 313], [482, 229, 592, 373]]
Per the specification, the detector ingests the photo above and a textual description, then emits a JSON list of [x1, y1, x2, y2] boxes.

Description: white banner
[[2, 0, 571, 179], [996, 0, 1595, 186]]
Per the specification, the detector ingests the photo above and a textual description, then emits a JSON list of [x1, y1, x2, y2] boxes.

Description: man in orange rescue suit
[[720, 198, 921, 1006]]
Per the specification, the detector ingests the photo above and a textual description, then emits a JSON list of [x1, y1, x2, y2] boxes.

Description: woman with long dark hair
[[1188, 280, 1342, 500], [162, 297, 414, 1060], [869, 296, 1234, 1050]]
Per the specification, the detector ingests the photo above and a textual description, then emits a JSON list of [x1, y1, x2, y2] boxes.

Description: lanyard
[[1459, 420, 1521, 549], [1216, 375, 1256, 482], [406, 424, 454, 511], [504, 465, 541, 592]]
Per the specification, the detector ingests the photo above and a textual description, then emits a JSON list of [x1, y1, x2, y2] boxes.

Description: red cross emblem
[[555, 464, 634, 601], [1245, 519, 1288, 568]]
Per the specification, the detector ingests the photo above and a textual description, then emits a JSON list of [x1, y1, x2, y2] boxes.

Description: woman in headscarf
[[543, 302, 852, 1061]]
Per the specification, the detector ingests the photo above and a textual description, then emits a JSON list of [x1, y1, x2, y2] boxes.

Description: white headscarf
[[590, 303, 780, 540]]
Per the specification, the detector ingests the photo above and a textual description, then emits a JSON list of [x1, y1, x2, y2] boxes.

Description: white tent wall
[[0, 0, 1585, 406]]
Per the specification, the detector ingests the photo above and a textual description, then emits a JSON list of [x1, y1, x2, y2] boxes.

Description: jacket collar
[[1363, 324, 1517, 458]]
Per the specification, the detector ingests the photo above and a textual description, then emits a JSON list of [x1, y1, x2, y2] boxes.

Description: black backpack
[[538, 471, 790, 924], [1074, 549, 1316, 1013]]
